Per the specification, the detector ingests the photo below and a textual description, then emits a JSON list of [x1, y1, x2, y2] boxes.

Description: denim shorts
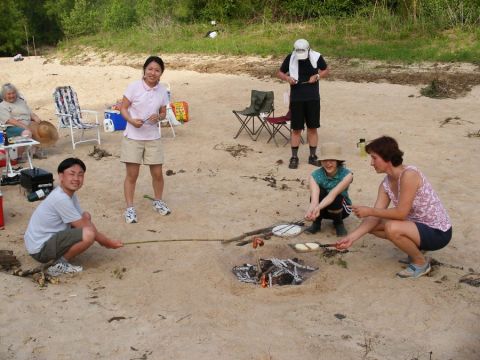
[[6, 126, 25, 138], [416, 223, 452, 251]]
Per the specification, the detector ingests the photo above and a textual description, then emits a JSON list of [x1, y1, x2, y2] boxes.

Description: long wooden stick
[[221, 226, 274, 244], [124, 238, 223, 245]]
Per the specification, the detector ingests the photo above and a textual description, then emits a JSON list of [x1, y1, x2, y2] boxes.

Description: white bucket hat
[[319, 142, 344, 161]]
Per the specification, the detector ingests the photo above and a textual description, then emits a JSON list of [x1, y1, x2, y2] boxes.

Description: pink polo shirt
[[123, 80, 169, 140]]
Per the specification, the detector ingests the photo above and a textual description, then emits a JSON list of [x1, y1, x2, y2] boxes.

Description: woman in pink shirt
[[120, 56, 171, 224], [336, 136, 452, 278]]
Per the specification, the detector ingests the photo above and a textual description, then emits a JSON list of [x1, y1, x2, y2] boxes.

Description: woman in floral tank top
[[336, 136, 452, 279]]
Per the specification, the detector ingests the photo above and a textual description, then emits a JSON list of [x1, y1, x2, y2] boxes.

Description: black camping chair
[[232, 90, 274, 141]]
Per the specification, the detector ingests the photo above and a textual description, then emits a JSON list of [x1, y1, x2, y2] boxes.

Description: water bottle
[[103, 117, 114, 132], [27, 188, 51, 202], [357, 138, 367, 158], [0, 189, 4, 229]]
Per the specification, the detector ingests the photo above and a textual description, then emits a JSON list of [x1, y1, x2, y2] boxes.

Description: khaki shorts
[[30, 228, 83, 263], [120, 137, 164, 165]]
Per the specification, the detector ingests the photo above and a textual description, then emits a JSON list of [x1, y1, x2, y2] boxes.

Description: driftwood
[[0, 250, 21, 268], [17, 260, 55, 277]]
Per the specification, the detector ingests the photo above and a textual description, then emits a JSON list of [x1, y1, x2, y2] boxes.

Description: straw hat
[[319, 142, 344, 161], [31, 121, 59, 146]]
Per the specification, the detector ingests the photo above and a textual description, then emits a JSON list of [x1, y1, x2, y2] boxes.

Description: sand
[[0, 55, 479, 360]]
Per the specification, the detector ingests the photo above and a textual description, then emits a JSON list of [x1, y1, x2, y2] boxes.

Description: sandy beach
[[1, 54, 479, 360]]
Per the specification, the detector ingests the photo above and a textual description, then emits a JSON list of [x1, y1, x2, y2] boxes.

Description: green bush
[[0, 0, 25, 55], [103, 0, 137, 30], [62, 0, 99, 37]]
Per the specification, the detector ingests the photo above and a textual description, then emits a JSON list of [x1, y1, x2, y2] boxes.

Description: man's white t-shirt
[[24, 186, 83, 254]]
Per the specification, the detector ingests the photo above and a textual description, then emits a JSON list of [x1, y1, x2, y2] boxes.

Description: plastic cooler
[[104, 110, 127, 131]]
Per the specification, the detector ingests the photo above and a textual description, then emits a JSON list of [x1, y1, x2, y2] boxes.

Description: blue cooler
[[104, 110, 127, 131]]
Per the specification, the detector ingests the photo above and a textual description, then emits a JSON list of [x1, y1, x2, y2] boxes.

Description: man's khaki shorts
[[30, 228, 83, 263], [120, 137, 164, 165]]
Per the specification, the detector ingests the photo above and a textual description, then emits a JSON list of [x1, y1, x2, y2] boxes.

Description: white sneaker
[[153, 200, 171, 215], [125, 207, 138, 223], [47, 259, 83, 277]]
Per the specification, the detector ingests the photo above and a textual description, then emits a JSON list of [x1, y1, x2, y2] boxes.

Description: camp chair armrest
[[80, 110, 100, 124], [55, 112, 72, 118]]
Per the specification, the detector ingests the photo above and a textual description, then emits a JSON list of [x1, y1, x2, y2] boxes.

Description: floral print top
[[382, 165, 451, 231]]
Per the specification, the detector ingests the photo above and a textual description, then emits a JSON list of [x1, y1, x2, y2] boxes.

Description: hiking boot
[[308, 155, 321, 167], [334, 221, 348, 237], [288, 157, 299, 169], [153, 200, 171, 216], [397, 262, 431, 279], [124, 206, 138, 224], [305, 221, 322, 234], [47, 259, 83, 277]]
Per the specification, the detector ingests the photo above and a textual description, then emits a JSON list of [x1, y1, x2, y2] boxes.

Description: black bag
[[20, 168, 54, 193]]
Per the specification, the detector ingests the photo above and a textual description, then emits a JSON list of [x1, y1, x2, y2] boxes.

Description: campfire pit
[[232, 258, 317, 287]]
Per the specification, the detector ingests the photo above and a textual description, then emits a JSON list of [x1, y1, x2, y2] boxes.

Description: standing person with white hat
[[277, 39, 329, 169]]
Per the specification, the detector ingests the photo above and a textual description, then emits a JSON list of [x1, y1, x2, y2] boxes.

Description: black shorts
[[30, 228, 83, 263], [290, 100, 320, 130], [416, 223, 452, 251]]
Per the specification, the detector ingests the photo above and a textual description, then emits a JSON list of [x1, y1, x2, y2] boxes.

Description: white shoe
[[125, 207, 138, 223], [153, 200, 171, 215], [47, 259, 83, 277]]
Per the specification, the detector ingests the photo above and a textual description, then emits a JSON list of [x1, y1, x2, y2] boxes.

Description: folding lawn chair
[[265, 110, 292, 146], [53, 86, 101, 149], [232, 90, 274, 141]]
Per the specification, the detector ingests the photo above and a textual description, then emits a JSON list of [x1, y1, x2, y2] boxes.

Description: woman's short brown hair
[[365, 136, 404, 166]]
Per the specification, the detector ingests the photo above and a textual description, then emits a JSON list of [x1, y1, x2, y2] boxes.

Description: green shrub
[[103, 0, 137, 31], [0, 0, 25, 55], [62, 0, 99, 37]]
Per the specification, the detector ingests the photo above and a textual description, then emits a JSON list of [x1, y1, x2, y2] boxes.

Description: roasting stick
[[123, 238, 224, 245], [236, 218, 307, 246]]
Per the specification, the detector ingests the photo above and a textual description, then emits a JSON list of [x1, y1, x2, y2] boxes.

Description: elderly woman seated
[[0, 83, 52, 159], [0, 83, 43, 139]]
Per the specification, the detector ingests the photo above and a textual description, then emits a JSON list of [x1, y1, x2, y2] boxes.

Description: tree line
[[1, 0, 479, 56]]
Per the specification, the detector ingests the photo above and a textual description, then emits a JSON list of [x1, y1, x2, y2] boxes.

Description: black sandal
[[288, 156, 299, 169]]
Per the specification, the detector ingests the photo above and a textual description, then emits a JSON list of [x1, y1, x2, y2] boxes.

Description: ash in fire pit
[[232, 258, 317, 287]]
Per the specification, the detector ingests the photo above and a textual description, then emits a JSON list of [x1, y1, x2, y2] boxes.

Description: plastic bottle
[[0, 189, 4, 229], [103, 117, 114, 132], [27, 188, 51, 202], [3, 130, 8, 146], [357, 138, 367, 158]]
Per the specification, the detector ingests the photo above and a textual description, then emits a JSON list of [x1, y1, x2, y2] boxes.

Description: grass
[[58, 17, 480, 64]]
